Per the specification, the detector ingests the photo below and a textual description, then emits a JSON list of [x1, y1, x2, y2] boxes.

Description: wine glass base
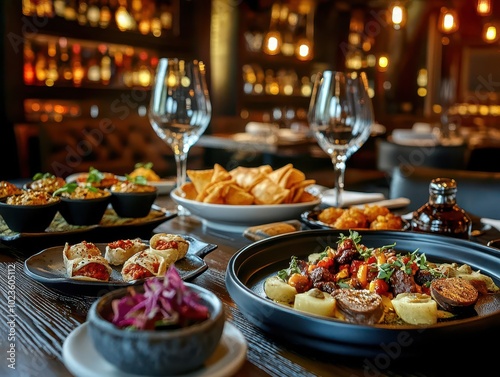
[[177, 204, 191, 217]]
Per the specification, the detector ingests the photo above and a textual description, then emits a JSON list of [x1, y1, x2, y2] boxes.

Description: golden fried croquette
[[318, 207, 345, 225], [363, 205, 390, 223], [333, 207, 368, 229], [369, 213, 403, 230]]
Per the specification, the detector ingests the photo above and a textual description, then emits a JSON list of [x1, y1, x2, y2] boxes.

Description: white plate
[[148, 179, 176, 195], [171, 188, 321, 230], [62, 322, 247, 377]]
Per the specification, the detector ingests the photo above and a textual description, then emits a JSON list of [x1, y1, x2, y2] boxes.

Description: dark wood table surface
[[1, 195, 499, 377]]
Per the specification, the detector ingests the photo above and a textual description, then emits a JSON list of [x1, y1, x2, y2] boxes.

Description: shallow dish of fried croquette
[[301, 205, 408, 231]]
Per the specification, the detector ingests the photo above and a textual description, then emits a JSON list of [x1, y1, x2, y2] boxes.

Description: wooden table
[[1, 195, 498, 377]]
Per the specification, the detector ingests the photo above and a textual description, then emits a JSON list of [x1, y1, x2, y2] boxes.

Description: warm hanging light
[[477, 0, 492, 16], [389, 1, 407, 30], [263, 31, 282, 55], [295, 38, 312, 61], [262, 3, 282, 55], [438, 7, 459, 34], [377, 55, 389, 72], [483, 23, 499, 42]]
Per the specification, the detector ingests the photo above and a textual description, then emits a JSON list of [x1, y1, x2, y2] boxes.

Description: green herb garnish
[[33, 172, 55, 180], [125, 174, 148, 185], [277, 256, 301, 282], [134, 162, 154, 170]]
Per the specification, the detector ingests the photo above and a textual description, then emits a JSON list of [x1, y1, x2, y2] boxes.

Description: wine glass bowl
[[149, 58, 212, 215], [308, 71, 373, 207]]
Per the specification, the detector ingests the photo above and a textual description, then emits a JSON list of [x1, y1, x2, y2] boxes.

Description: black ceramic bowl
[[0, 196, 60, 233], [110, 188, 158, 218], [59, 195, 111, 226], [87, 283, 225, 376]]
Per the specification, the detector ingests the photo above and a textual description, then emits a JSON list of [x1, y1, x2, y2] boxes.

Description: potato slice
[[264, 276, 297, 304], [294, 288, 336, 317], [391, 293, 438, 325]]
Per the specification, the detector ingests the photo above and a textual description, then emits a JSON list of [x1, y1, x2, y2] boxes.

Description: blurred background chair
[[376, 138, 470, 179], [390, 164, 500, 219], [38, 116, 205, 178], [466, 146, 500, 172]]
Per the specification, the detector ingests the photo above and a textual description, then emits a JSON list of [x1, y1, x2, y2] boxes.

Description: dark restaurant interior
[[2, 2, 500, 377], [2, 0, 500, 183]]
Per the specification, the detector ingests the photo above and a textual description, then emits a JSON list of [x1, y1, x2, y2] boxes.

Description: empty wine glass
[[308, 71, 373, 207], [149, 58, 212, 215]]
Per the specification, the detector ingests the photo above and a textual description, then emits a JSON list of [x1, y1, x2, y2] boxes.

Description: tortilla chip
[[180, 182, 198, 200], [225, 184, 254, 205], [297, 191, 318, 203], [282, 168, 306, 188], [268, 164, 293, 187], [211, 163, 232, 183], [229, 166, 266, 191], [251, 178, 289, 205], [202, 180, 233, 204], [187, 168, 214, 194]]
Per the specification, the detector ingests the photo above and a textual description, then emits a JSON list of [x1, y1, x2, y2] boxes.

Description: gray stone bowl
[[86, 283, 225, 376]]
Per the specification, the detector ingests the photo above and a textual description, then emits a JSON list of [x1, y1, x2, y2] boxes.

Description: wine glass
[[308, 71, 373, 208], [149, 58, 212, 215]]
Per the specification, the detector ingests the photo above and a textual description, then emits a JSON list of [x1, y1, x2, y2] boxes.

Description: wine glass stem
[[332, 153, 347, 208], [174, 152, 190, 216]]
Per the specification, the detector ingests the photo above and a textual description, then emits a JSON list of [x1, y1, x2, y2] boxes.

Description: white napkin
[[321, 190, 385, 208], [481, 218, 500, 231], [391, 129, 439, 146]]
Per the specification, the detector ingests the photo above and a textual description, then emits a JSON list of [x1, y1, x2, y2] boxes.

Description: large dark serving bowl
[[225, 229, 500, 359]]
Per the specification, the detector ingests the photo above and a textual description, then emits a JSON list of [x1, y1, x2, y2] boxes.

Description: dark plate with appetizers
[[24, 235, 217, 296], [225, 229, 500, 359]]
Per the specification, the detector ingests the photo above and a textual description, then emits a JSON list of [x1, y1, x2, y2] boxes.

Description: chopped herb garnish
[[278, 256, 301, 282], [33, 172, 55, 180], [134, 162, 154, 170]]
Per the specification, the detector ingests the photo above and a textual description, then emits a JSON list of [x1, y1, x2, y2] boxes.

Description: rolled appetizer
[[121, 250, 168, 282], [149, 233, 189, 265], [63, 241, 102, 270], [66, 255, 112, 282], [104, 238, 148, 266]]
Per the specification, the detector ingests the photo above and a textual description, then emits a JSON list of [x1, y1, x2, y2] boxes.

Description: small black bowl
[[59, 196, 111, 226], [110, 188, 158, 218], [0, 197, 60, 233]]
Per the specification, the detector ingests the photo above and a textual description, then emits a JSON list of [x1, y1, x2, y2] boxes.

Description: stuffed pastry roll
[[66, 255, 112, 282], [121, 250, 167, 282], [149, 233, 189, 264], [63, 241, 102, 270], [104, 238, 148, 265]]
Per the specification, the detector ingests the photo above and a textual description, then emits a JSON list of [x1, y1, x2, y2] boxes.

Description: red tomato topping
[[108, 239, 134, 249], [82, 241, 97, 250], [349, 260, 363, 275], [122, 264, 154, 280], [317, 257, 334, 270], [155, 240, 178, 250], [74, 263, 109, 281], [371, 279, 389, 295]]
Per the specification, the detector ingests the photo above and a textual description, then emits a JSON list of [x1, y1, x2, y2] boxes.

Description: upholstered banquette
[[38, 116, 204, 178]]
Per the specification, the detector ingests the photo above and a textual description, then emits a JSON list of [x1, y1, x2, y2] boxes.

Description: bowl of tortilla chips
[[171, 163, 321, 228]]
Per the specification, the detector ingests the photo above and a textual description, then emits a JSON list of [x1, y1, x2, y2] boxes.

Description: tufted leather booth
[[390, 164, 500, 219], [38, 116, 205, 178]]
